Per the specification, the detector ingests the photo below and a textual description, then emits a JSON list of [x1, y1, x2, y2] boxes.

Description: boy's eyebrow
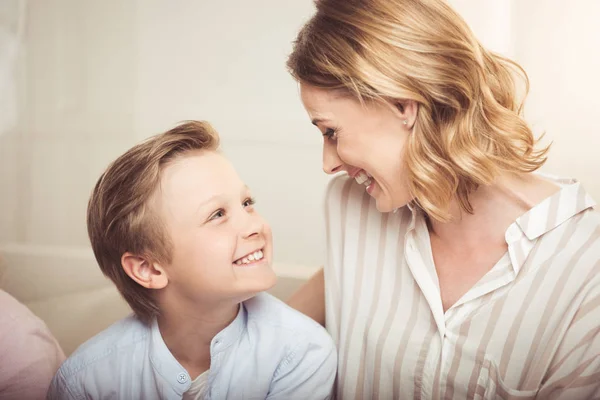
[[196, 194, 224, 211], [196, 186, 252, 211]]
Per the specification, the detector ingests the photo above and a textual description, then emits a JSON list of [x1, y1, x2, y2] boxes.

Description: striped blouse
[[324, 174, 600, 399]]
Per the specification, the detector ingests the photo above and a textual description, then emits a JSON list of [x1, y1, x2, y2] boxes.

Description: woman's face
[[300, 83, 414, 212]]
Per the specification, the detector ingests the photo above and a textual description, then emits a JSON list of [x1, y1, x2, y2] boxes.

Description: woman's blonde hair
[[287, 0, 549, 221]]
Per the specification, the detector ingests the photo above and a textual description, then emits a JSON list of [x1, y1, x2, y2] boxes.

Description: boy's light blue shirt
[[47, 293, 336, 400]]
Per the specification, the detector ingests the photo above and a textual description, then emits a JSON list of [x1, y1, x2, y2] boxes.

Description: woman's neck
[[427, 172, 560, 249]]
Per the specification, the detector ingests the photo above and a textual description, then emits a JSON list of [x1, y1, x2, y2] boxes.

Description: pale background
[[0, 0, 599, 354]]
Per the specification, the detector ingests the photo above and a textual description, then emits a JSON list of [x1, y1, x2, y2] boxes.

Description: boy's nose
[[241, 214, 264, 240]]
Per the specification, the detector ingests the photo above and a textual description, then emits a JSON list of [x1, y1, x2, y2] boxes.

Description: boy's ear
[[121, 252, 168, 290]]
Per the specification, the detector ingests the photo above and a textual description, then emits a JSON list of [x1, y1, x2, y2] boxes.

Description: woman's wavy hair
[[287, 0, 549, 221]]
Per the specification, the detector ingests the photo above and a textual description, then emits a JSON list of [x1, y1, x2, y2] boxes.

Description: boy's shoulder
[[244, 292, 332, 345], [241, 293, 337, 397], [57, 314, 149, 380]]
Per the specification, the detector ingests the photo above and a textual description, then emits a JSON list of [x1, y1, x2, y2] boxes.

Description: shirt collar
[[148, 303, 247, 394], [406, 175, 595, 275], [405, 200, 420, 231], [211, 301, 247, 350], [515, 175, 596, 241], [503, 175, 595, 275]]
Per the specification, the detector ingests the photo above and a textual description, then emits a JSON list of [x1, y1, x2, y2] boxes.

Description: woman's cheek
[[336, 141, 353, 164]]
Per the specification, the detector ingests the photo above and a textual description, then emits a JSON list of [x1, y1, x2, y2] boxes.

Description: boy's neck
[[157, 300, 240, 379]]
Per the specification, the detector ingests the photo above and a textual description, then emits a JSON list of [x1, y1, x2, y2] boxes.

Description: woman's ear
[[121, 252, 168, 290], [389, 99, 418, 130]]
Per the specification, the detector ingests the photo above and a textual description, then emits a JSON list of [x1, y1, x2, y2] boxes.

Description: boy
[[48, 121, 336, 399]]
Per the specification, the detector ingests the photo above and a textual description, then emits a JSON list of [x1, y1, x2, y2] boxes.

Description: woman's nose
[[322, 141, 343, 174]]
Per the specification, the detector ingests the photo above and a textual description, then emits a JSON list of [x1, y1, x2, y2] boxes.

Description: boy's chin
[[230, 266, 277, 298], [246, 268, 278, 292]]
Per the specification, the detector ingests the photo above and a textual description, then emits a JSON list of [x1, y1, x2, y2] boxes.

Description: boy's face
[[157, 150, 276, 304]]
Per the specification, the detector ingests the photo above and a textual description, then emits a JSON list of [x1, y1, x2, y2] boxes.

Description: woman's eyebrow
[[311, 118, 329, 126]]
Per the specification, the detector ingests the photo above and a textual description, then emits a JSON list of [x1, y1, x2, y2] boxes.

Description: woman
[[286, 0, 600, 399]]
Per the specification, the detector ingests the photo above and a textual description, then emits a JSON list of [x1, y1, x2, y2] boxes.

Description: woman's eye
[[243, 197, 256, 208], [323, 128, 337, 141], [209, 209, 225, 221]]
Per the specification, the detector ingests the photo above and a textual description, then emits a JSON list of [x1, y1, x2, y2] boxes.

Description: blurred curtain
[[0, 0, 25, 136]]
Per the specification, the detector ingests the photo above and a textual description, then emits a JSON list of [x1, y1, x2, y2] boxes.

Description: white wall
[[0, 0, 327, 279], [512, 0, 600, 193], [1, 0, 599, 289]]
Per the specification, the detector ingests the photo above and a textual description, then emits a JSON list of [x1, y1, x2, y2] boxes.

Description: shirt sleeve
[[46, 369, 81, 400], [267, 334, 337, 400], [0, 298, 66, 400], [536, 283, 600, 399]]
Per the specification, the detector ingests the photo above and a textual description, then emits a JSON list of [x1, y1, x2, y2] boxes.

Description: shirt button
[[177, 373, 188, 384]]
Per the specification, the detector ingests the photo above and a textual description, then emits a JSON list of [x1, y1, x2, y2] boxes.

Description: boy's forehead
[[159, 151, 244, 203]]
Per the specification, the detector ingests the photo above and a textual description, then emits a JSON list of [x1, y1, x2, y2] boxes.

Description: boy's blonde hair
[[287, 0, 549, 221], [87, 121, 220, 323]]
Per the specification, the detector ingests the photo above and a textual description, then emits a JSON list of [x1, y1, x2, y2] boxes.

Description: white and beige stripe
[[323, 174, 600, 399]]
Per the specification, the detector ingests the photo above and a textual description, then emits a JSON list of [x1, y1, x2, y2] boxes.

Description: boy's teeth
[[234, 250, 264, 265], [355, 171, 368, 184]]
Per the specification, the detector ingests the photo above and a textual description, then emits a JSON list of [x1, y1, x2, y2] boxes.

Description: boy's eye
[[207, 198, 255, 221], [243, 197, 256, 208], [209, 209, 225, 221], [323, 128, 337, 141]]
